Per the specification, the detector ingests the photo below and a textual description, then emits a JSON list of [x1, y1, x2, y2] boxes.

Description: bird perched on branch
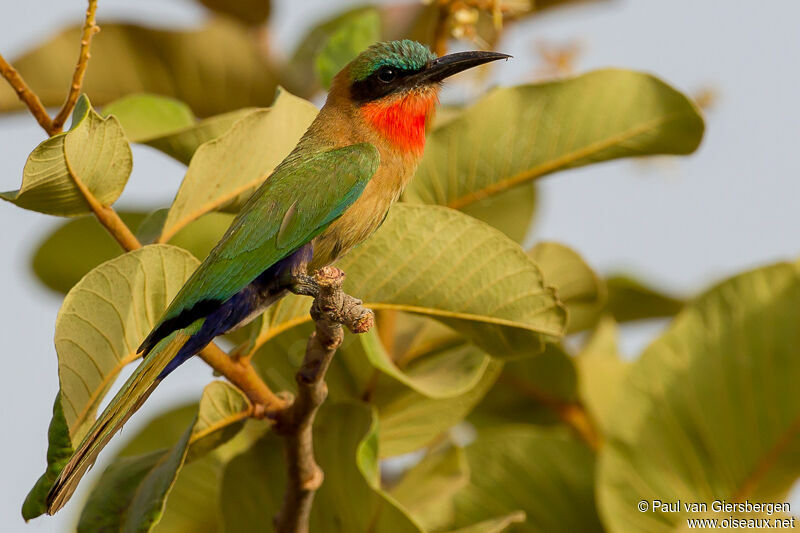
[[46, 39, 509, 513]]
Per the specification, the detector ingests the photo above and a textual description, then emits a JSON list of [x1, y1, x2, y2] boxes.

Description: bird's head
[[338, 40, 509, 156]]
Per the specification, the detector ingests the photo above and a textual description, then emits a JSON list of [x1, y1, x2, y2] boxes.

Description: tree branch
[[273, 266, 374, 533], [51, 0, 100, 133], [0, 54, 54, 134]]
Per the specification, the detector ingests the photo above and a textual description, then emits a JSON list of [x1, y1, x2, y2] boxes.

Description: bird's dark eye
[[376, 66, 397, 83]]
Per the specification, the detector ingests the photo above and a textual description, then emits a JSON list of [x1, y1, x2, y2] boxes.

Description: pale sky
[[1, 1, 799, 531]]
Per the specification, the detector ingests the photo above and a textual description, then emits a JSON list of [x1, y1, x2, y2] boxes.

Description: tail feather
[[45, 327, 194, 514]]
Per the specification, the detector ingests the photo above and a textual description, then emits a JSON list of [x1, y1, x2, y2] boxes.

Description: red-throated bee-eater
[[46, 40, 509, 513]]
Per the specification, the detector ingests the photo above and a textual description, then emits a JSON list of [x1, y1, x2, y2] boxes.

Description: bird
[[45, 39, 509, 513]]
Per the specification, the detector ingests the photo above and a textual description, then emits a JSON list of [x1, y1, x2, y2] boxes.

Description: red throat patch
[[360, 89, 439, 156]]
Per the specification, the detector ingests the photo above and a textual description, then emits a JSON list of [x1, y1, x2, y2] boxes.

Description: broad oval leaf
[[77, 382, 250, 533], [1, 95, 132, 216], [459, 183, 536, 244], [251, 317, 503, 457], [450, 425, 603, 532], [360, 328, 490, 399], [55, 245, 199, 441], [221, 402, 424, 532], [390, 446, 470, 531], [404, 69, 704, 210], [315, 9, 381, 89], [597, 262, 800, 532], [530, 241, 605, 332], [604, 273, 684, 322], [32, 212, 147, 293], [103, 93, 258, 164], [102, 94, 195, 143], [0, 19, 277, 117], [575, 316, 628, 435], [469, 344, 581, 429], [31, 211, 234, 294], [157, 90, 318, 242], [250, 204, 566, 360]]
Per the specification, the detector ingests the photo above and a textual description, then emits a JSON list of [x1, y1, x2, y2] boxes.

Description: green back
[[156, 142, 380, 329]]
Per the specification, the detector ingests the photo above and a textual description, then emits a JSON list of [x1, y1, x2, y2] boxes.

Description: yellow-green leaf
[[32, 212, 147, 293], [55, 245, 199, 442], [249, 204, 566, 361], [597, 262, 800, 532], [77, 381, 250, 533], [103, 93, 258, 164], [451, 426, 603, 532], [30, 211, 233, 294], [315, 9, 381, 89], [157, 90, 318, 242], [575, 316, 627, 435], [459, 183, 536, 243], [391, 446, 469, 531], [360, 328, 490, 399], [103, 94, 195, 142], [530, 241, 605, 332], [221, 402, 424, 532], [0, 19, 277, 117], [604, 274, 684, 322], [1, 95, 132, 216], [404, 70, 704, 210]]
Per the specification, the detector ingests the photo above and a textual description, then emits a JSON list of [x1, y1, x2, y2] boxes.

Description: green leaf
[[30, 211, 234, 294], [250, 320, 502, 457], [575, 316, 627, 435], [459, 183, 537, 243], [376, 358, 503, 457], [145, 109, 258, 165], [314, 9, 381, 89], [102, 94, 195, 143], [249, 204, 566, 361], [390, 446, 469, 531], [78, 382, 250, 533], [285, 6, 378, 95], [221, 402, 423, 532], [54, 245, 199, 443], [196, 0, 271, 26], [597, 262, 800, 532], [1, 95, 132, 216], [0, 19, 277, 117], [404, 70, 705, 211], [77, 424, 194, 533], [470, 344, 578, 428], [360, 328, 491, 399], [604, 274, 684, 322], [451, 426, 603, 532], [157, 89, 318, 242], [22, 394, 73, 521], [530, 241, 605, 332], [31, 212, 147, 293], [103, 93, 258, 164]]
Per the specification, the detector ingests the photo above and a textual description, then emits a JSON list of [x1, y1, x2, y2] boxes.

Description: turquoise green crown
[[350, 40, 436, 82]]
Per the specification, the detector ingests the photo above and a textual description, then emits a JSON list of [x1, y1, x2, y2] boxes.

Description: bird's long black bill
[[418, 51, 511, 83]]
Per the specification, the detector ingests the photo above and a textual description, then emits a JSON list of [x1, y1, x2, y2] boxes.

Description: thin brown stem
[[274, 267, 374, 533], [51, 0, 100, 133], [0, 54, 54, 134], [198, 343, 288, 415]]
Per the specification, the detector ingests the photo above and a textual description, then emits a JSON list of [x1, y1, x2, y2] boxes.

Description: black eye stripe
[[351, 65, 424, 103]]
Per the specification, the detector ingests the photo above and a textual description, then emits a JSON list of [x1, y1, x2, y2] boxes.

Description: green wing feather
[[141, 142, 379, 352]]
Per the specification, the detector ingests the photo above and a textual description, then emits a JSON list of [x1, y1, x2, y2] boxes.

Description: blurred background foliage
[[1, 0, 798, 532]]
